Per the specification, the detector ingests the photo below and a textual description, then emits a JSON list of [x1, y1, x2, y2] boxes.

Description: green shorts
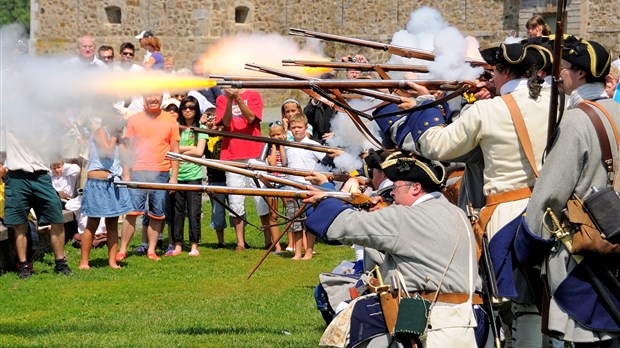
[[4, 170, 64, 226]]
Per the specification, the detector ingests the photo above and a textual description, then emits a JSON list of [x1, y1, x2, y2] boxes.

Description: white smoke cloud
[[387, 6, 484, 81]]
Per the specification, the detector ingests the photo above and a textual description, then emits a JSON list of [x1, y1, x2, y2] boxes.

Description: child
[[79, 114, 133, 269], [263, 122, 286, 254], [202, 108, 229, 249], [50, 160, 81, 202], [285, 113, 325, 260]]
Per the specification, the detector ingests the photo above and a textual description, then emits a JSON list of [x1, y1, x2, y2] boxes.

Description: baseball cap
[[135, 30, 154, 40]]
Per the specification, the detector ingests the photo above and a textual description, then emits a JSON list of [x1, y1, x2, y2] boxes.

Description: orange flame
[[91, 72, 217, 98]]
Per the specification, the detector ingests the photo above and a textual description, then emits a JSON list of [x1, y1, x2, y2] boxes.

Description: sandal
[[115, 252, 127, 262], [188, 250, 200, 257], [165, 250, 182, 257], [147, 253, 161, 261]]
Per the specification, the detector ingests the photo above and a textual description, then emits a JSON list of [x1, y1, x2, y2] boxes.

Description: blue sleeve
[[305, 197, 351, 243]]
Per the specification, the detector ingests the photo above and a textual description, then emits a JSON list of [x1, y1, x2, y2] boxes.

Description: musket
[[282, 59, 429, 73], [217, 79, 456, 91], [188, 127, 347, 155], [171, 154, 358, 183], [245, 63, 404, 104], [288, 27, 492, 70], [546, 1, 567, 156], [210, 74, 291, 81], [167, 152, 311, 190], [116, 180, 352, 200]]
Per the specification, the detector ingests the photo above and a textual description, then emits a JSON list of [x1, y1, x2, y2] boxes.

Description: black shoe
[[244, 242, 250, 249], [18, 263, 32, 279], [156, 239, 164, 250], [216, 243, 226, 249], [54, 262, 73, 276]]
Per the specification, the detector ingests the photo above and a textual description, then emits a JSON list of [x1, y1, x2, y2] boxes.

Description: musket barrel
[[114, 181, 355, 200], [288, 28, 491, 69], [281, 59, 430, 73], [187, 127, 342, 154], [210, 74, 290, 81], [216, 79, 452, 90]]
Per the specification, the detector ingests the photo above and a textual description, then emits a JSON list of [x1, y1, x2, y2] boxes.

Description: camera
[[348, 56, 357, 63]]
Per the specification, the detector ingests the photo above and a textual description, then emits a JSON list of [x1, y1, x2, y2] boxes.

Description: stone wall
[[29, 0, 618, 105]]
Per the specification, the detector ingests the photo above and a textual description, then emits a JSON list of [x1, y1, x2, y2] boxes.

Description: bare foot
[[302, 255, 313, 260], [109, 263, 122, 269], [291, 255, 302, 260], [79, 264, 90, 270]]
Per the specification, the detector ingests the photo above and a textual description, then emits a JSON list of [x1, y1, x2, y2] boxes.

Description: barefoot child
[[284, 113, 325, 260], [264, 121, 286, 253], [79, 114, 133, 269]]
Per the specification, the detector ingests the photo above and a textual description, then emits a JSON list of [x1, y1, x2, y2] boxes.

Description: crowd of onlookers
[[1, 29, 378, 277]]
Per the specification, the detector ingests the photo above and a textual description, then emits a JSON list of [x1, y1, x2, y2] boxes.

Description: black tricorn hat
[[560, 35, 611, 79], [520, 37, 553, 74], [380, 152, 445, 190], [481, 42, 552, 71]]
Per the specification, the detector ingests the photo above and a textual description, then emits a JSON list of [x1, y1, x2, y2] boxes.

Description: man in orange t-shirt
[[117, 94, 180, 261]]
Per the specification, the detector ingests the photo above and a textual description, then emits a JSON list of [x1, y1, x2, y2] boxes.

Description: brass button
[[388, 120, 393, 125], [418, 130, 422, 135], [423, 121, 429, 126], [433, 117, 440, 122]]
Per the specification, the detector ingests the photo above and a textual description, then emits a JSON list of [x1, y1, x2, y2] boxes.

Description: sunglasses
[[121, 51, 135, 57], [101, 55, 114, 60], [165, 106, 179, 112], [268, 120, 283, 127], [182, 105, 196, 110]]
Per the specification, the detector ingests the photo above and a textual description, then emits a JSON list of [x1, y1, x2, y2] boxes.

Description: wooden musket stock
[[187, 127, 345, 155], [114, 181, 378, 207], [244, 63, 404, 103], [216, 79, 454, 91], [173, 155, 355, 183], [288, 27, 492, 70]]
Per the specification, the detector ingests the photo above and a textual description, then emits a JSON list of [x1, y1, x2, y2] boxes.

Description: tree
[[0, 0, 30, 34]]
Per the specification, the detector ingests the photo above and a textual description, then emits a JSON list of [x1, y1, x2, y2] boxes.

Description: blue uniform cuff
[[406, 102, 446, 143], [305, 197, 350, 243]]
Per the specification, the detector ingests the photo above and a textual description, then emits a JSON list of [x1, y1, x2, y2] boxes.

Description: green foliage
[[0, 0, 30, 33], [0, 200, 354, 347]]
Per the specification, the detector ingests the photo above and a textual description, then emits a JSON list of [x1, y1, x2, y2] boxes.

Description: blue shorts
[[208, 181, 228, 230], [4, 170, 63, 226], [81, 177, 133, 218], [127, 171, 169, 219]]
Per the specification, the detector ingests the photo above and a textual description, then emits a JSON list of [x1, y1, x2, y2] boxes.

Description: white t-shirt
[[50, 163, 81, 199], [284, 137, 325, 184]]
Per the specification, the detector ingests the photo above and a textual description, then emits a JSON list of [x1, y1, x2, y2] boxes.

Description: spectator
[[113, 43, 144, 118], [163, 56, 175, 73], [303, 73, 337, 143], [202, 107, 228, 249], [605, 64, 619, 99], [264, 121, 286, 254], [79, 113, 133, 270], [142, 37, 164, 70], [215, 87, 269, 251], [116, 94, 180, 262], [161, 97, 181, 253], [66, 35, 106, 67], [49, 160, 81, 202], [97, 45, 115, 66], [3, 129, 73, 278], [284, 113, 325, 260], [167, 96, 207, 257], [191, 60, 223, 107], [525, 14, 551, 38], [135, 30, 154, 64], [280, 99, 312, 141]]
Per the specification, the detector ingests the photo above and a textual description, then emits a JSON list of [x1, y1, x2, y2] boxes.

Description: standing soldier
[[519, 35, 619, 346]]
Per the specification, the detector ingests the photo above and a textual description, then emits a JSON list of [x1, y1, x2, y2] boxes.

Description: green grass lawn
[[0, 200, 354, 347]]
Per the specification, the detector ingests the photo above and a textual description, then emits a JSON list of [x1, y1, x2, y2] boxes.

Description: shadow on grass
[[173, 326, 281, 336]]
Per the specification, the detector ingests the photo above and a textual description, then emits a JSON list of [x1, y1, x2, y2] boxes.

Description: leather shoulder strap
[[502, 94, 539, 177], [577, 101, 619, 190]]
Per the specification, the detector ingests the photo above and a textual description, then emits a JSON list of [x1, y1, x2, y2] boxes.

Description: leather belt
[[87, 170, 112, 180], [485, 186, 533, 205], [417, 291, 483, 305]]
